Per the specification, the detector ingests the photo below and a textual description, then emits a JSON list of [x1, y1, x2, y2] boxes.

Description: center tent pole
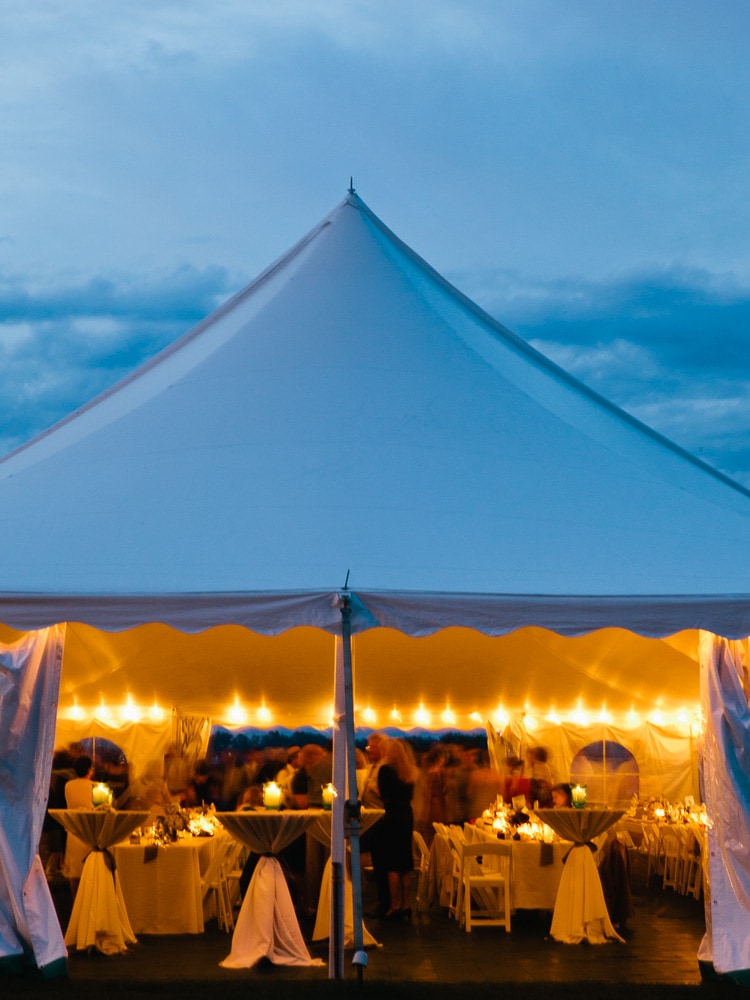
[[330, 592, 366, 981]]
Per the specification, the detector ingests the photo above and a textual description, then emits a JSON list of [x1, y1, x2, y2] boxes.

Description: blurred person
[[551, 782, 573, 808], [466, 748, 503, 819], [527, 746, 554, 808], [62, 755, 96, 903], [378, 738, 418, 919], [416, 743, 448, 846], [360, 733, 390, 917]]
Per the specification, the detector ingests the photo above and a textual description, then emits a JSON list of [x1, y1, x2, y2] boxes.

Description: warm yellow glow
[[441, 705, 456, 726], [492, 706, 509, 728], [414, 702, 431, 726], [625, 708, 640, 727], [361, 706, 377, 725], [97, 697, 111, 722], [524, 713, 537, 731], [469, 711, 482, 724], [390, 707, 402, 723], [68, 697, 84, 721], [122, 694, 140, 723], [598, 706, 612, 724], [148, 700, 165, 722], [546, 711, 561, 725], [257, 703, 271, 724], [649, 708, 665, 726], [227, 695, 247, 726], [571, 703, 589, 726]]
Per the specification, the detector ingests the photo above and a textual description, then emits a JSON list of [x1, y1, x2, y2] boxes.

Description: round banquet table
[[48, 809, 149, 954], [217, 810, 327, 968], [533, 808, 625, 944]]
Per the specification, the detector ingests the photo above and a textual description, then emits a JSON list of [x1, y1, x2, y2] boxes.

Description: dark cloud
[[0, 264, 242, 456], [452, 263, 750, 487]]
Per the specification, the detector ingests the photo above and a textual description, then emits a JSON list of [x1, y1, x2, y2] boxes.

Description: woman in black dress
[[377, 738, 418, 918]]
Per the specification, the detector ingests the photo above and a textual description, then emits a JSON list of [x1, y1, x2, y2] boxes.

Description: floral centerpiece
[[154, 802, 190, 842]]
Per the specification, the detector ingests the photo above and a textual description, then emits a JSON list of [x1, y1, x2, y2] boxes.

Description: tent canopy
[[0, 191, 748, 643]]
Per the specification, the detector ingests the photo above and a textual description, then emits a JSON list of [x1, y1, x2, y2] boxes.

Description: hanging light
[[414, 702, 431, 726], [227, 695, 246, 726], [441, 705, 456, 726], [390, 707, 402, 724], [361, 706, 377, 725], [257, 702, 271, 724], [122, 694, 140, 722], [148, 700, 165, 722]]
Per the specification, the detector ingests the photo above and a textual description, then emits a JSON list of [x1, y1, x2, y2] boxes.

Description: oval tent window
[[78, 737, 130, 804], [570, 741, 638, 807]]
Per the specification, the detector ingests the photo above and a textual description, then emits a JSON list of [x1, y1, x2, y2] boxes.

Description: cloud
[[0, 264, 241, 455], [452, 263, 750, 486]]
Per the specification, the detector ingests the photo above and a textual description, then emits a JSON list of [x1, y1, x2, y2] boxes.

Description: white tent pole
[[330, 635, 346, 979], [340, 595, 366, 974]]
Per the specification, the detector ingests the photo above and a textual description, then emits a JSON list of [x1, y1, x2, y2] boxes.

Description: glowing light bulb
[[123, 694, 140, 722], [414, 702, 431, 726], [441, 705, 456, 726], [625, 708, 641, 727], [546, 711, 561, 725], [227, 695, 246, 726], [469, 711, 482, 724], [258, 703, 271, 724], [148, 701, 165, 722], [650, 708, 665, 726], [493, 706, 509, 728], [362, 706, 377, 724], [390, 707, 402, 724], [69, 697, 84, 721]]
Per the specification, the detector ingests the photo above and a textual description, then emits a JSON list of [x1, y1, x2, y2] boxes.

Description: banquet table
[[113, 834, 223, 934], [534, 808, 625, 944], [49, 808, 149, 955], [471, 826, 569, 910]]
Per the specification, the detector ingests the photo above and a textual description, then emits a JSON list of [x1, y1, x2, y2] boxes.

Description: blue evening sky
[[1, 1, 749, 485]]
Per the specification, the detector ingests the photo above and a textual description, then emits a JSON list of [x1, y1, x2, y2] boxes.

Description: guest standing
[[62, 755, 96, 903], [378, 738, 418, 919]]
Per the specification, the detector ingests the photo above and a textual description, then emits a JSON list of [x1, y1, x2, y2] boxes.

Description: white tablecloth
[[113, 835, 220, 934], [534, 808, 625, 945], [311, 809, 383, 947], [49, 809, 149, 954], [472, 827, 568, 911], [218, 810, 326, 968]]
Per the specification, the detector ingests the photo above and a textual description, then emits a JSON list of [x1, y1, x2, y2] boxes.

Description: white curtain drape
[[0, 625, 67, 974], [699, 631, 750, 977]]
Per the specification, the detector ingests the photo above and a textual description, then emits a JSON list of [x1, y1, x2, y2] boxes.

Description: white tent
[[1, 190, 750, 978]]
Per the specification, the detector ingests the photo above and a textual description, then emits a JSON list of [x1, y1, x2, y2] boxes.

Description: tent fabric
[[0, 627, 67, 973], [0, 192, 749, 970], [699, 632, 750, 976], [0, 193, 749, 628]]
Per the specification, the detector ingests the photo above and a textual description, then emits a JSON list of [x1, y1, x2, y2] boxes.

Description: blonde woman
[[377, 738, 418, 918]]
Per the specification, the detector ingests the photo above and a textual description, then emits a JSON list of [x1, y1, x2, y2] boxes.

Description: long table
[[113, 835, 222, 934]]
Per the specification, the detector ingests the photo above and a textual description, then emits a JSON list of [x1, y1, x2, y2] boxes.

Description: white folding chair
[[459, 840, 511, 933], [412, 830, 431, 911], [200, 838, 235, 932], [661, 829, 681, 892]]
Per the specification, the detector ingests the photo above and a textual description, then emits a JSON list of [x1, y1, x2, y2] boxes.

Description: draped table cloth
[[113, 834, 222, 934], [471, 826, 570, 910], [48, 809, 149, 954], [533, 808, 625, 944], [309, 808, 383, 947], [217, 810, 327, 968]]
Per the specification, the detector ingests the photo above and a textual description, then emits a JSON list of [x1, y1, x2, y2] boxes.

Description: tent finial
[[343, 568, 350, 590], [348, 177, 356, 195]]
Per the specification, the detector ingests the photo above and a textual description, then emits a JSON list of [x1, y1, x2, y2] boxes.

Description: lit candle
[[322, 783, 337, 810], [571, 784, 587, 809], [262, 782, 282, 809], [92, 782, 112, 807]]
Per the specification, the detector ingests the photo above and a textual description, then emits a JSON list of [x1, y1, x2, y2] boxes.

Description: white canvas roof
[[0, 190, 749, 648]]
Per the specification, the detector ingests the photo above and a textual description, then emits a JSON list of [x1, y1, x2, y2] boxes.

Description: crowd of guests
[[44, 735, 572, 920]]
